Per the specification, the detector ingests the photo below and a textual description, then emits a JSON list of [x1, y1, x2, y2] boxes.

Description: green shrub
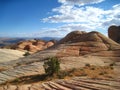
[[110, 67, 114, 70], [57, 71, 69, 79], [43, 57, 60, 76], [85, 63, 90, 67], [23, 52, 31, 56], [80, 68, 84, 71], [109, 62, 116, 66], [99, 72, 104, 75], [91, 67, 95, 70], [99, 71, 107, 75]]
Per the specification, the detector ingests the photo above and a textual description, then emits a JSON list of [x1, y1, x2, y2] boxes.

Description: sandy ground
[[0, 49, 25, 62]]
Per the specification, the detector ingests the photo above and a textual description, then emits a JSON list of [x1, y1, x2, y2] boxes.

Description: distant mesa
[[108, 25, 120, 44]]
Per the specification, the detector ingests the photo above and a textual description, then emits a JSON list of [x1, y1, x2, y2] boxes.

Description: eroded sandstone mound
[[56, 31, 120, 57], [11, 39, 55, 53], [108, 25, 120, 43]]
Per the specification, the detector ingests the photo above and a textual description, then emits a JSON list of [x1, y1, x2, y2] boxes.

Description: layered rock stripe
[[10, 39, 55, 53], [0, 77, 120, 90], [0, 31, 120, 89]]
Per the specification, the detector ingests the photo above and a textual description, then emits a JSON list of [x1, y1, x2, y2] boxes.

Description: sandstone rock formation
[[0, 31, 120, 87], [0, 77, 120, 90], [108, 25, 120, 43], [11, 39, 55, 53], [0, 49, 24, 63], [57, 31, 120, 57]]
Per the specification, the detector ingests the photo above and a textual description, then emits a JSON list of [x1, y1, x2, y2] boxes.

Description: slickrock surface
[[57, 31, 120, 57], [0, 49, 120, 86], [0, 31, 120, 88], [0, 77, 120, 90], [0, 49, 58, 84], [0, 49, 24, 62], [0, 62, 44, 84]]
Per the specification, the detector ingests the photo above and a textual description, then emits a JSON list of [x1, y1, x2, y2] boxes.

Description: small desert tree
[[43, 57, 60, 76]]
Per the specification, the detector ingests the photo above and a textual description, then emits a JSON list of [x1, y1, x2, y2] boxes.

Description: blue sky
[[0, 0, 120, 37]]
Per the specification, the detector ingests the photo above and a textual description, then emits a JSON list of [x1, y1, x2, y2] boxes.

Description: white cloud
[[41, 0, 120, 37], [102, 4, 120, 27], [43, 5, 105, 24], [113, 4, 120, 8], [102, 18, 120, 27], [60, 23, 96, 32], [31, 23, 97, 37], [58, 0, 105, 6]]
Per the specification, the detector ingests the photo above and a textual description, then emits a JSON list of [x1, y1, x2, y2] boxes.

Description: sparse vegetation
[[99, 72, 104, 75], [90, 67, 95, 70], [110, 67, 114, 69], [43, 57, 60, 76], [109, 63, 115, 70], [4, 64, 114, 85], [109, 62, 116, 66], [13, 78, 20, 82], [23, 52, 31, 56], [57, 71, 69, 79], [85, 63, 90, 67]]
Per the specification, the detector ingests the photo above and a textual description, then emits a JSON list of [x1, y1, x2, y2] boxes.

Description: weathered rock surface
[[108, 25, 120, 43], [57, 31, 120, 57], [0, 77, 120, 90], [0, 31, 120, 87], [0, 49, 24, 63], [0, 49, 58, 84]]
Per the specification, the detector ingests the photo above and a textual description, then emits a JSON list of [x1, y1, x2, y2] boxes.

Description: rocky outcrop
[[58, 31, 86, 44], [11, 40, 55, 53], [57, 31, 120, 57], [0, 31, 120, 86], [108, 25, 120, 43]]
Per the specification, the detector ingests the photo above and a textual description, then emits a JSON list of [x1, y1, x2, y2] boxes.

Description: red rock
[[108, 25, 120, 43], [10, 40, 55, 53], [56, 30, 120, 57], [45, 41, 54, 48]]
